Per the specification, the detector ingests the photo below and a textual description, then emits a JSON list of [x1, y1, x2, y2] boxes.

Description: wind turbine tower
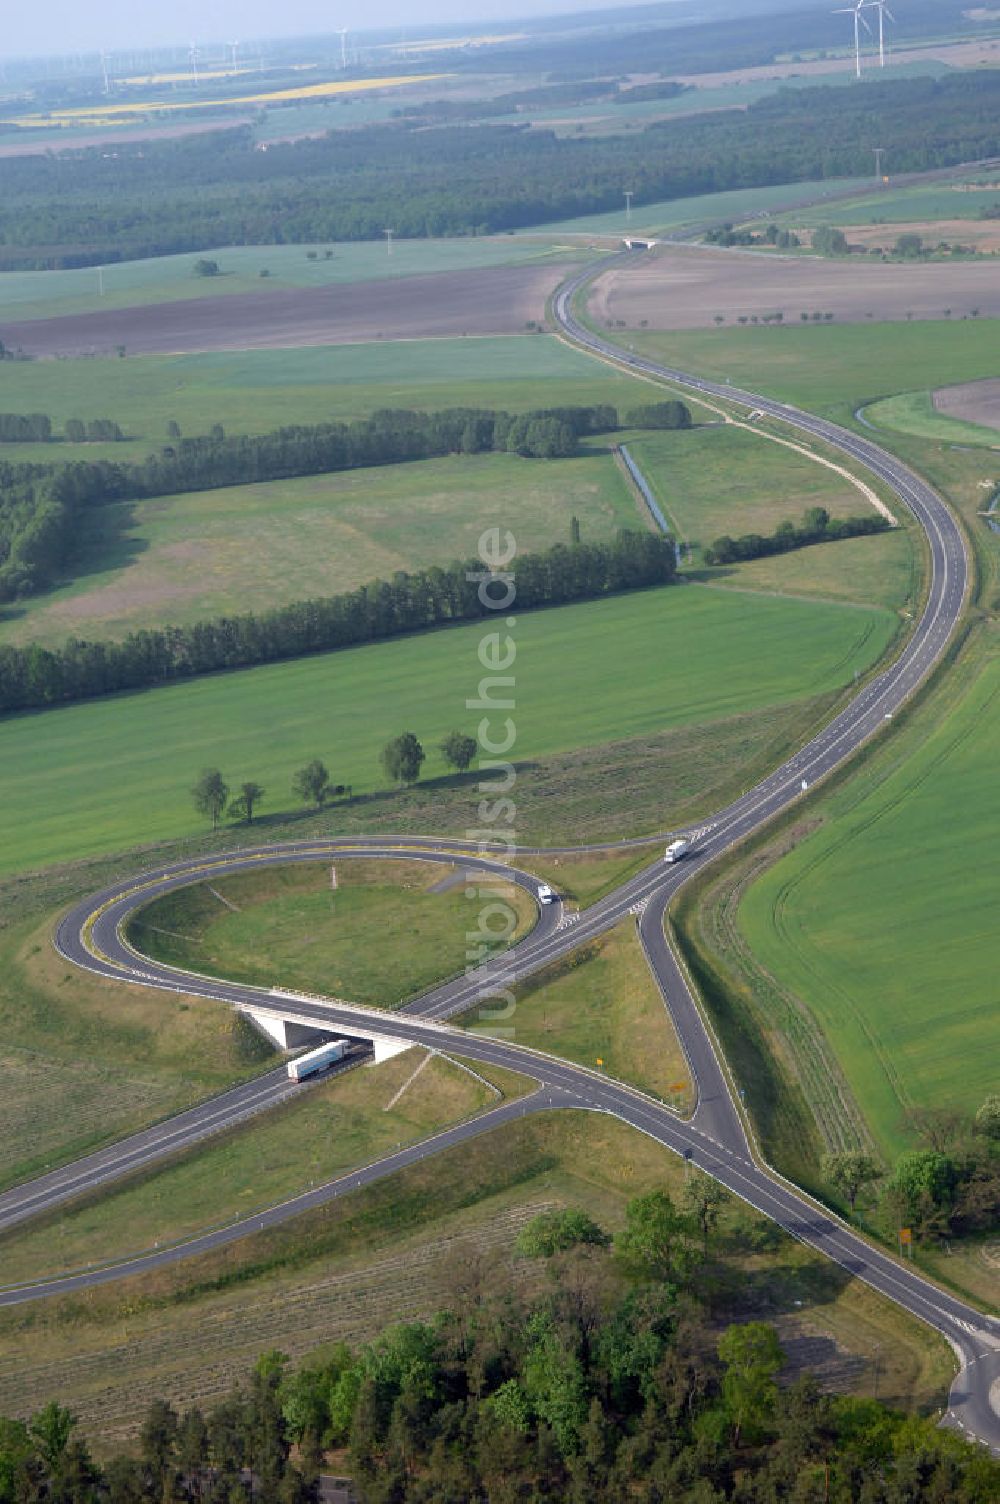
[[624, 190, 634, 223], [867, 0, 895, 67], [384, 227, 394, 257], [229, 40, 240, 73], [339, 29, 349, 69], [99, 49, 111, 96], [833, 0, 872, 78], [189, 43, 200, 86]]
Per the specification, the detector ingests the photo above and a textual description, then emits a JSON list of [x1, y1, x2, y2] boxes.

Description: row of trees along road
[[4, 1176, 998, 1500], [191, 732, 477, 829]]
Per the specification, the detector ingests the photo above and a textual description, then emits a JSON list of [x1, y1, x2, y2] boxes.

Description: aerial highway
[[2, 254, 996, 1449]]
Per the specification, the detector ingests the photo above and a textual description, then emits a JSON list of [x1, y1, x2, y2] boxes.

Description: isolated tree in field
[[821, 1150, 881, 1214], [166, 420, 181, 439], [439, 730, 477, 773], [192, 768, 229, 830], [228, 780, 265, 824], [64, 418, 86, 442], [381, 732, 425, 785], [293, 759, 331, 809], [193, 258, 220, 277], [570, 514, 581, 544]]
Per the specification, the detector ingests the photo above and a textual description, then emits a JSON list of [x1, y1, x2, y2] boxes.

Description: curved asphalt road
[[2, 255, 996, 1448]]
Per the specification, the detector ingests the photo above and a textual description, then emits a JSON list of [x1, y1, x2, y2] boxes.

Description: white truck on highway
[[664, 839, 691, 863], [287, 1038, 350, 1082], [537, 883, 555, 905]]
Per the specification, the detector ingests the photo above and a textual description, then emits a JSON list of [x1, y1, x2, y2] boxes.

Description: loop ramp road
[[2, 255, 996, 1449]]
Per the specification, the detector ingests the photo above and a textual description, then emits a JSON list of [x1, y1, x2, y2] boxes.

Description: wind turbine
[[229, 40, 240, 73], [338, 29, 348, 69], [189, 43, 200, 86], [866, 0, 895, 67], [833, 0, 873, 78], [99, 49, 111, 96]]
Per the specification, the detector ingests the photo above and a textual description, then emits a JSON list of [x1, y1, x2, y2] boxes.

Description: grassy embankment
[[0, 1110, 954, 1444], [0, 585, 899, 876], [460, 918, 695, 1113], [129, 859, 535, 1008], [0, 1046, 533, 1292]]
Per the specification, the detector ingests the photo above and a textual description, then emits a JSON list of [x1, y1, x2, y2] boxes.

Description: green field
[[0, 1046, 516, 1288], [0, 237, 581, 322], [864, 389, 1000, 447], [624, 321, 1000, 415], [707, 529, 917, 612], [0, 585, 898, 876], [0, 335, 653, 465], [461, 919, 694, 1109], [132, 859, 534, 1008], [738, 645, 1000, 1156], [1, 449, 639, 646]]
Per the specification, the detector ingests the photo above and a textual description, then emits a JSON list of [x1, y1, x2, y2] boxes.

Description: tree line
[[0, 414, 124, 444], [1, 71, 998, 265], [0, 531, 677, 715], [0, 404, 619, 603], [703, 506, 892, 565], [2, 1178, 997, 1501], [191, 729, 455, 829]]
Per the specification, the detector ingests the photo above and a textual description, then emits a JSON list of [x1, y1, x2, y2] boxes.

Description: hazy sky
[[4, 0, 663, 61]]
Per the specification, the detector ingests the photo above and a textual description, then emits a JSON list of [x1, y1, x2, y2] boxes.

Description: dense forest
[[1, 72, 998, 266], [0, 405, 618, 603], [2, 1187, 999, 1501], [0, 530, 677, 714]]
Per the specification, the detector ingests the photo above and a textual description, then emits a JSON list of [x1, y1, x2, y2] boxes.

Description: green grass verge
[[0, 1111, 953, 1441], [0, 334, 654, 465], [459, 918, 695, 1111], [0, 585, 898, 876], [0, 1047, 525, 1288], [625, 421, 902, 576], [738, 636, 1000, 1157], [130, 858, 535, 1009], [1, 448, 639, 646], [0, 911, 272, 1194], [864, 389, 1000, 448]]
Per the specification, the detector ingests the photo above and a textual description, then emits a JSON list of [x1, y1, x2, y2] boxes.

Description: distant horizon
[[0, 0, 688, 64]]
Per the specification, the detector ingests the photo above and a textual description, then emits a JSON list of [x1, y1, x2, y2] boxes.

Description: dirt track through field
[[589, 244, 1000, 328], [0, 263, 573, 357]]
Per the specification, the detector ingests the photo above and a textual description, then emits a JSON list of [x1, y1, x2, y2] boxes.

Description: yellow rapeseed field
[[12, 73, 444, 127]]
